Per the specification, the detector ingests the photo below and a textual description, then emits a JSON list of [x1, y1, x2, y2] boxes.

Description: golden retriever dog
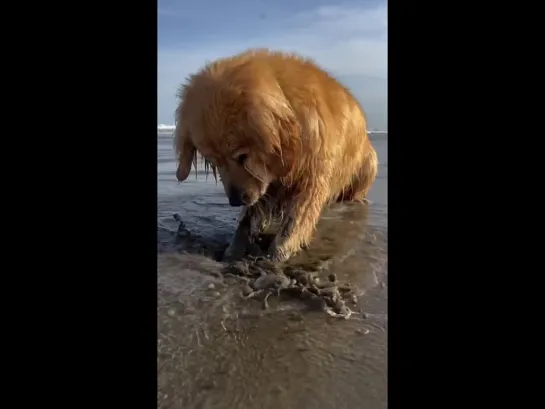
[[174, 49, 378, 262]]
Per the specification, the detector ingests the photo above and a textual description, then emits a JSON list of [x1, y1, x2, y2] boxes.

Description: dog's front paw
[[222, 244, 237, 262], [265, 243, 291, 263], [222, 244, 241, 262]]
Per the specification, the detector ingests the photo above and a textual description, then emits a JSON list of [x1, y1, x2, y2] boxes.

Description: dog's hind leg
[[337, 146, 378, 204]]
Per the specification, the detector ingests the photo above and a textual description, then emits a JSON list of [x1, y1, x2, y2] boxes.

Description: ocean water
[[157, 133, 388, 409]]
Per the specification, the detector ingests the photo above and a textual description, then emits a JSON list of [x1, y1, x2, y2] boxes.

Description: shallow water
[[157, 133, 388, 409]]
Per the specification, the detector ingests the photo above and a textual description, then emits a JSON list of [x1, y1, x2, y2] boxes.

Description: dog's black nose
[[229, 197, 244, 207], [228, 187, 244, 207]]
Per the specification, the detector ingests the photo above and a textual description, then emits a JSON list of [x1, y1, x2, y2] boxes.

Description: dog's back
[[228, 50, 377, 202]]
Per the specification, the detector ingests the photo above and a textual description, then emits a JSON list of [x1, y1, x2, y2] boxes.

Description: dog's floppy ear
[[173, 122, 195, 182], [248, 92, 301, 178], [173, 83, 197, 182]]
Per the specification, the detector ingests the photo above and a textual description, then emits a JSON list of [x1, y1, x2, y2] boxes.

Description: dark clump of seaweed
[[222, 257, 357, 319]]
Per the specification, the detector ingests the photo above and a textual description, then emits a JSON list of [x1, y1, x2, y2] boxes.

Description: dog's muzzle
[[228, 186, 244, 207]]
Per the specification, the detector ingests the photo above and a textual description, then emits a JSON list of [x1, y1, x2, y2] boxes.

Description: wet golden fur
[[174, 49, 378, 262]]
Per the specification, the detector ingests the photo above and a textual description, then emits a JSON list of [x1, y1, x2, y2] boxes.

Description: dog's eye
[[236, 154, 248, 165]]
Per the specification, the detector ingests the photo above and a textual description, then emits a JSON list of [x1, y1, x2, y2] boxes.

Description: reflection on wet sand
[[158, 202, 387, 409]]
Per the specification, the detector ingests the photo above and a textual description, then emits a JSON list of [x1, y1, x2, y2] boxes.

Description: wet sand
[[158, 133, 388, 409]]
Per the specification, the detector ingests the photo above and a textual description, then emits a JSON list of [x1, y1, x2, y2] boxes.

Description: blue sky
[[158, 0, 387, 129]]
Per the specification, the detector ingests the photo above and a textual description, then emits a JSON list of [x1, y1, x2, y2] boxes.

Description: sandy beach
[[157, 133, 388, 409]]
